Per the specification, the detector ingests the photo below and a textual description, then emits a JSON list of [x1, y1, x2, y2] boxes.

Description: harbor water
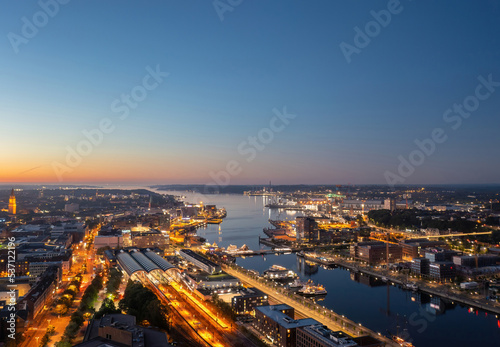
[[161, 190, 500, 347]]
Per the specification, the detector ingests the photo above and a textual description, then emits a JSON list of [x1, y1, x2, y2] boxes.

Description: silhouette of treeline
[[368, 209, 488, 233]]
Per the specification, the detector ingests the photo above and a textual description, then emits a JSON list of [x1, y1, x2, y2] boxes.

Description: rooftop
[[301, 324, 357, 347], [256, 304, 319, 329]]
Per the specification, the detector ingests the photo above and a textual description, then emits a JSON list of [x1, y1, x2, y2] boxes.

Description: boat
[[298, 280, 327, 296], [263, 265, 297, 280], [218, 208, 227, 218], [392, 336, 415, 347], [207, 218, 223, 224], [405, 282, 418, 291], [288, 278, 307, 289]]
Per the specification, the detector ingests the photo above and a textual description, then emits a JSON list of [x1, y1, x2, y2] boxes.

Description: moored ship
[[288, 278, 307, 289], [392, 336, 415, 347], [298, 279, 327, 296], [263, 265, 297, 280]]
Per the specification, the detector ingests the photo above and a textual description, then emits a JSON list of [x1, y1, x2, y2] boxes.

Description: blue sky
[[1, 0, 499, 185]]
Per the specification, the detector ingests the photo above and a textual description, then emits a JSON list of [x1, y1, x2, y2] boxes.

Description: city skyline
[[1, 1, 500, 185]]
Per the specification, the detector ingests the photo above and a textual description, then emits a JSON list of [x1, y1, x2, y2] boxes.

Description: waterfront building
[[231, 287, 268, 315], [254, 304, 319, 347], [453, 255, 500, 268], [179, 249, 221, 274], [411, 257, 430, 276], [182, 271, 241, 294], [399, 239, 447, 260], [297, 324, 357, 347], [296, 216, 317, 243], [350, 241, 402, 265], [429, 262, 456, 281], [424, 248, 460, 263]]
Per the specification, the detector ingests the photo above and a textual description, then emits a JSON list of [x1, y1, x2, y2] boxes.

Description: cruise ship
[[263, 265, 297, 281], [297, 280, 327, 296]]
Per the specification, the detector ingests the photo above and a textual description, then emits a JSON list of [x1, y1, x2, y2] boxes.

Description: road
[[20, 228, 99, 347]]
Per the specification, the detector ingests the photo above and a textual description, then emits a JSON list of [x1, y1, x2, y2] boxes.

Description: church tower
[[8, 189, 16, 215]]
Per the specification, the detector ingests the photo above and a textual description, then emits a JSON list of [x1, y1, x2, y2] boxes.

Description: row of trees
[[55, 274, 83, 316], [37, 325, 55, 347], [211, 292, 236, 321], [94, 269, 123, 319], [106, 268, 123, 297], [56, 274, 103, 345], [368, 209, 486, 233], [118, 281, 170, 330]]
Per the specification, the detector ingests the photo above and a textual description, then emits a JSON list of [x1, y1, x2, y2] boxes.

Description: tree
[[55, 304, 68, 316], [96, 246, 112, 255], [95, 298, 121, 319]]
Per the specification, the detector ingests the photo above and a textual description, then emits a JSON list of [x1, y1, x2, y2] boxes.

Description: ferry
[[207, 218, 223, 224], [263, 265, 297, 280], [298, 280, 327, 296]]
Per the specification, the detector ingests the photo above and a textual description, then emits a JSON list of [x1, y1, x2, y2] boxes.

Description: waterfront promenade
[[331, 257, 500, 316], [223, 264, 399, 347]]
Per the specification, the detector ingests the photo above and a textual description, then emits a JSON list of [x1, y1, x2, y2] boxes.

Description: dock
[[297, 252, 336, 266]]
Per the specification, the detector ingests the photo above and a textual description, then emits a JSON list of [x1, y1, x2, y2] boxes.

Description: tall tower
[[8, 189, 16, 215]]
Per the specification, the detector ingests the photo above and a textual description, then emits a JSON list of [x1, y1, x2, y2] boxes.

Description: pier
[[227, 248, 297, 257], [297, 252, 336, 266]]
